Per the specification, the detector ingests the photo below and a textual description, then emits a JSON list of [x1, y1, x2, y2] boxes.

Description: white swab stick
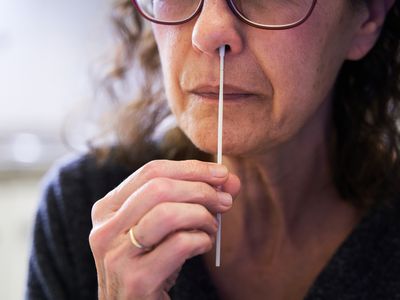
[[216, 45, 225, 267]]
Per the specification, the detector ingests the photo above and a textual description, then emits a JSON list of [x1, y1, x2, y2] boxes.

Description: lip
[[188, 84, 257, 101]]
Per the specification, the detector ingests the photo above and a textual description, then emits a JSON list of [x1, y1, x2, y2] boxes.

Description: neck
[[219, 100, 361, 262]]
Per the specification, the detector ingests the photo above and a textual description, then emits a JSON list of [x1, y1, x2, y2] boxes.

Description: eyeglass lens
[[135, 0, 315, 26]]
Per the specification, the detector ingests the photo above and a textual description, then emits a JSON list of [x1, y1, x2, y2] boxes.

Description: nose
[[191, 0, 244, 56]]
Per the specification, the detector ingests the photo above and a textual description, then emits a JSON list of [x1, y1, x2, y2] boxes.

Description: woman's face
[[152, 0, 367, 156]]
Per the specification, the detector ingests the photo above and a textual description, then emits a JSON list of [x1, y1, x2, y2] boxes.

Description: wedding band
[[129, 227, 145, 249]]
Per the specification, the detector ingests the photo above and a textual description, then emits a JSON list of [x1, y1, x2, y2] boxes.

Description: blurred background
[[0, 0, 114, 298]]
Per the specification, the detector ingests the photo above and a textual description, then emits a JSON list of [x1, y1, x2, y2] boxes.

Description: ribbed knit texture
[[25, 154, 400, 299]]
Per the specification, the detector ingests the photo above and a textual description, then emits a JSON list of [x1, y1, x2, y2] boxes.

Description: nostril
[[216, 45, 231, 55]]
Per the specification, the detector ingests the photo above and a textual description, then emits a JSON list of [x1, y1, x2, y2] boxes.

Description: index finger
[[101, 159, 230, 208]]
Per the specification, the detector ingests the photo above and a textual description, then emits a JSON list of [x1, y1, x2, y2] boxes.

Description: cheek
[[253, 7, 352, 130], [152, 25, 188, 114], [153, 25, 218, 151]]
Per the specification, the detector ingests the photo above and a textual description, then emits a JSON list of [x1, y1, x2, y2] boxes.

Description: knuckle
[[173, 231, 212, 258], [91, 189, 117, 223], [191, 203, 210, 221], [154, 203, 177, 227], [193, 232, 213, 256], [203, 234, 214, 252], [91, 199, 105, 222], [88, 229, 99, 252], [145, 177, 172, 201], [89, 226, 109, 256], [140, 160, 166, 179], [184, 159, 202, 177], [193, 184, 214, 204], [198, 204, 211, 221], [174, 232, 193, 256], [194, 187, 208, 203]]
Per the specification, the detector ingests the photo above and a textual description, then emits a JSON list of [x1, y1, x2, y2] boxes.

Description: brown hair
[[93, 0, 400, 210]]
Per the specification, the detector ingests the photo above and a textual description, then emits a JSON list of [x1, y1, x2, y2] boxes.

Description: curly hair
[[93, 0, 400, 210]]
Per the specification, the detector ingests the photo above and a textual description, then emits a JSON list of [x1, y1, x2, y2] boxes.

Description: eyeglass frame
[[131, 0, 318, 30]]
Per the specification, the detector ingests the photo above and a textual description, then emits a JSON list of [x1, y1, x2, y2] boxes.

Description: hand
[[89, 160, 241, 300]]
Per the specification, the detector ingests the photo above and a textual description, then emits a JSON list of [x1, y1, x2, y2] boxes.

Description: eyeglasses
[[131, 0, 317, 30]]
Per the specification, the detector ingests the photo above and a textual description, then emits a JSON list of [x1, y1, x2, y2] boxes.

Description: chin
[[188, 132, 261, 158], [186, 132, 218, 154], [179, 118, 271, 157]]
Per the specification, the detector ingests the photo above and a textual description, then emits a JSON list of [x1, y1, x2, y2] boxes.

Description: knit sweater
[[26, 153, 400, 299]]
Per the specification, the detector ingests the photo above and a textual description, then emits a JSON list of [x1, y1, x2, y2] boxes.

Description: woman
[[27, 0, 400, 299]]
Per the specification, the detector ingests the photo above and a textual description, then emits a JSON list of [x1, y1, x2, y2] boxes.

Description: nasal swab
[[216, 45, 225, 267]]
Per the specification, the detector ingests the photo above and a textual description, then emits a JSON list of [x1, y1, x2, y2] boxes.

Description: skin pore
[[151, 0, 383, 299]]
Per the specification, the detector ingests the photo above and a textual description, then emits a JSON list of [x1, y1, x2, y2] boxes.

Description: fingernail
[[210, 164, 228, 178], [217, 192, 232, 206]]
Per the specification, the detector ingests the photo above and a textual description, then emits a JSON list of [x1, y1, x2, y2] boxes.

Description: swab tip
[[219, 45, 226, 57]]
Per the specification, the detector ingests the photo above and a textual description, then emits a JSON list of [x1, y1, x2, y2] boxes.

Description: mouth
[[188, 84, 258, 102]]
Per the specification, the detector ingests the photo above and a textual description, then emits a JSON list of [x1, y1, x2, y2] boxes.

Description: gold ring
[[129, 227, 145, 249]]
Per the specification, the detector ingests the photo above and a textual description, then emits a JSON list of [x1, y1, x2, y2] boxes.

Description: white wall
[[0, 174, 42, 300], [0, 0, 111, 132], [0, 0, 113, 298]]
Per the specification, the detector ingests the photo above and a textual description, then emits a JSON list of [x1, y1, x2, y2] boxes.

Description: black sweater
[[26, 154, 400, 299]]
